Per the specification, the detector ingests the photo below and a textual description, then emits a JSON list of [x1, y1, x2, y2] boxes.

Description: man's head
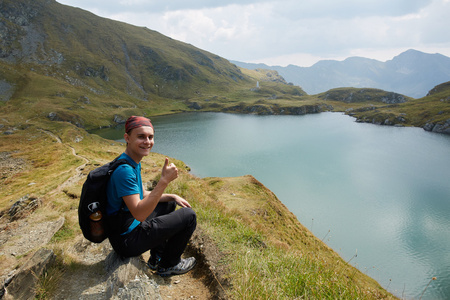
[[124, 116, 154, 162], [125, 116, 153, 134]]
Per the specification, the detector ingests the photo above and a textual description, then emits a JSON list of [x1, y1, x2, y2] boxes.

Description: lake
[[92, 112, 450, 299]]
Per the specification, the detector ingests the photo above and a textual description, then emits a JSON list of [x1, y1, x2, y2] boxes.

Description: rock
[[0, 217, 65, 298], [384, 119, 393, 125], [0, 80, 14, 102], [423, 119, 450, 135], [0, 217, 65, 258], [432, 121, 450, 134], [380, 93, 406, 104], [187, 101, 202, 110], [7, 195, 42, 221], [47, 112, 60, 121], [74, 135, 84, 143], [3, 130, 15, 135], [111, 274, 161, 300], [49, 240, 162, 299], [104, 252, 161, 299], [423, 122, 435, 132], [77, 95, 90, 104], [3, 248, 55, 300], [113, 115, 127, 124]]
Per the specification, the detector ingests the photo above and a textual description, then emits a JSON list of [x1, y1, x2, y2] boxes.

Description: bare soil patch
[[0, 152, 28, 183]]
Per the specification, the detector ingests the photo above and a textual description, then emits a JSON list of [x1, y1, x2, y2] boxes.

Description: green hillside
[[332, 85, 450, 130], [0, 0, 311, 130]]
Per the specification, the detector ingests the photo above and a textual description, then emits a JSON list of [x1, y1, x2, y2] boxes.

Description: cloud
[[262, 0, 434, 20], [61, 0, 266, 14], [56, 0, 450, 66], [242, 0, 450, 64], [62, 0, 433, 16]]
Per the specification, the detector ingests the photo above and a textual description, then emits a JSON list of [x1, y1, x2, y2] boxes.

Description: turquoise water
[[92, 112, 450, 299]]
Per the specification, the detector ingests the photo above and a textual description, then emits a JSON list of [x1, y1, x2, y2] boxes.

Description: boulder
[[3, 248, 55, 300], [104, 251, 161, 299], [423, 119, 450, 135]]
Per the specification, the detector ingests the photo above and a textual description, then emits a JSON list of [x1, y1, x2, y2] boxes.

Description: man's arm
[[123, 158, 179, 222]]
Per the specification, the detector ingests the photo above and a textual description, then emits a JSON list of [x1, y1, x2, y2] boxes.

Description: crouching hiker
[[106, 115, 197, 276]]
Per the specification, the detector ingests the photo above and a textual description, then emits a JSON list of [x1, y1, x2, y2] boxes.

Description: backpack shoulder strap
[[107, 157, 135, 175], [108, 157, 136, 212]]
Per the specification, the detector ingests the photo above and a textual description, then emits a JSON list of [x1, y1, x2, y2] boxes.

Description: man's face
[[124, 126, 154, 159]]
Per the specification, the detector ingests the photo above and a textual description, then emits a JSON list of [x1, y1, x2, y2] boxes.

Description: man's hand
[[173, 194, 191, 208], [161, 157, 178, 184]]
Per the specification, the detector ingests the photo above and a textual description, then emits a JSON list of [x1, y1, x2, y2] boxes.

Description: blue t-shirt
[[106, 153, 141, 234]]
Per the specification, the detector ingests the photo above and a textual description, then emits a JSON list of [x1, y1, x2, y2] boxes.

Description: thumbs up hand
[[161, 157, 178, 184]]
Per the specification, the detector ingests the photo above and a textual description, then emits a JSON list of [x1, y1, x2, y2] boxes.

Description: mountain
[[0, 0, 267, 128], [231, 50, 450, 98], [0, 0, 246, 91], [0, 0, 310, 129]]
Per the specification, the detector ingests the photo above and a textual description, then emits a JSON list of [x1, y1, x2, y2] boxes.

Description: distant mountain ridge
[[231, 50, 450, 98]]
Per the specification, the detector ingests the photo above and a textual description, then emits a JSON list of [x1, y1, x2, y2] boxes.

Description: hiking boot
[[147, 255, 160, 271], [157, 257, 196, 277]]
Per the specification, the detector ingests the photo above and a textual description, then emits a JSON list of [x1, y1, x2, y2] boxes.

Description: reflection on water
[[400, 187, 450, 297], [92, 112, 450, 299]]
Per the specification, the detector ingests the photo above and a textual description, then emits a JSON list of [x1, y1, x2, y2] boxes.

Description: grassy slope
[[315, 86, 450, 127]]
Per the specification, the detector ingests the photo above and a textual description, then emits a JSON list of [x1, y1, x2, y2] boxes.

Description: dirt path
[[39, 129, 89, 194], [54, 145, 89, 194]]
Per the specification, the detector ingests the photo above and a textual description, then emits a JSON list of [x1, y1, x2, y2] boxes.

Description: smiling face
[[124, 126, 154, 163]]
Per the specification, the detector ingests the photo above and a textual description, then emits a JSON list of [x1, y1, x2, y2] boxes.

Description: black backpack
[[78, 157, 131, 243]]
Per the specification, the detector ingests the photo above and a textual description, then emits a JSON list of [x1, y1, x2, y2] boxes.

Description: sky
[[56, 0, 450, 67]]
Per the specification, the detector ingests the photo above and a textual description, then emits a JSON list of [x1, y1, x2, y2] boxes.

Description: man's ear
[[124, 133, 129, 143]]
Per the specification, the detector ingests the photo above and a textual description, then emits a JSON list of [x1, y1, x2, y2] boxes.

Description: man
[[106, 115, 197, 276]]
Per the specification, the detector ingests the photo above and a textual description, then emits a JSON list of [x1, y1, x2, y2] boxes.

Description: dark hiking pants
[[109, 201, 197, 268]]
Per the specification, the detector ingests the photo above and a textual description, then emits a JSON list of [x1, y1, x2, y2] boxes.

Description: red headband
[[125, 116, 153, 133]]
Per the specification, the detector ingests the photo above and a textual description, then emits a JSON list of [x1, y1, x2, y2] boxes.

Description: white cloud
[[56, 0, 450, 66], [270, 0, 433, 19]]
